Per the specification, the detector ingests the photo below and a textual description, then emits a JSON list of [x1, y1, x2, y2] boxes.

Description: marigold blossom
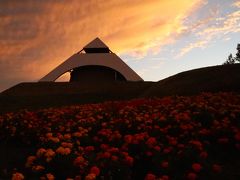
[[187, 172, 197, 180], [46, 173, 55, 180], [161, 161, 169, 168], [144, 173, 156, 180], [85, 173, 96, 180], [32, 165, 45, 172], [192, 163, 202, 173], [25, 156, 36, 168], [212, 164, 222, 173], [36, 148, 47, 157], [90, 166, 100, 176], [12, 172, 24, 180]]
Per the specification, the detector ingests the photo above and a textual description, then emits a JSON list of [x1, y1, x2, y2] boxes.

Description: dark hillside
[[1, 64, 240, 114], [0, 81, 154, 114], [142, 64, 240, 97]]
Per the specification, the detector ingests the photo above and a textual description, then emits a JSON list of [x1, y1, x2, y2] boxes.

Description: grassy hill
[[0, 82, 154, 114], [142, 64, 240, 97], [1, 64, 240, 114]]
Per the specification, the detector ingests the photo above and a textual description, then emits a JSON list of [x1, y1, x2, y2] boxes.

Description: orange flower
[[45, 149, 55, 158], [46, 133, 53, 138], [37, 148, 47, 157], [61, 142, 73, 148], [32, 165, 45, 172], [63, 134, 71, 140], [12, 172, 24, 180], [73, 131, 82, 138], [25, 156, 36, 168], [46, 173, 55, 180], [74, 156, 85, 166], [85, 173, 96, 180], [49, 137, 60, 143], [56, 147, 71, 155]]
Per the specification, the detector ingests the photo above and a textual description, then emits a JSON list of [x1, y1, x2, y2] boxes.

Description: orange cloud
[[0, 0, 203, 90]]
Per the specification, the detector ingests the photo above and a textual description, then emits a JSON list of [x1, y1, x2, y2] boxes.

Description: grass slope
[[0, 82, 154, 114], [142, 64, 240, 97]]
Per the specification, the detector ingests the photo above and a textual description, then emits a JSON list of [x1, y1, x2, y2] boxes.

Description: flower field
[[1, 92, 240, 179]]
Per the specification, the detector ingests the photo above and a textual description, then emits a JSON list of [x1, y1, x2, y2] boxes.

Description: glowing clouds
[[0, 0, 203, 89]]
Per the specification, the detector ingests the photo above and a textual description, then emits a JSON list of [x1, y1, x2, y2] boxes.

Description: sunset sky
[[0, 0, 239, 92]]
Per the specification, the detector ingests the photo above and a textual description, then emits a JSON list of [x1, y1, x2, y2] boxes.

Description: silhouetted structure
[[39, 38, 143, 83]]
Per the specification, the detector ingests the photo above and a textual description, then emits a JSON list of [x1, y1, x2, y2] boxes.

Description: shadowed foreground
[[1, 64, 240, 114], [0, 92, 240, 179]]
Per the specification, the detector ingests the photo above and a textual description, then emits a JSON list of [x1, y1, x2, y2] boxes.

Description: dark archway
[[70, 65, 127, 83]]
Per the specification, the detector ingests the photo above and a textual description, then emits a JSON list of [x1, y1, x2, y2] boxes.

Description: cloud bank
[[0, 0, 203, 91], [177, 1, 240, 58]]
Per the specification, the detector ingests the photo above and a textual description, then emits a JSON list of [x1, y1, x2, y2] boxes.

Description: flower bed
[[0, 92, 240, 179]]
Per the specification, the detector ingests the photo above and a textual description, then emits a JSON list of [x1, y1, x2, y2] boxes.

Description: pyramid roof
[[83, 37, 109, 49], [39, 38, 143, 82]]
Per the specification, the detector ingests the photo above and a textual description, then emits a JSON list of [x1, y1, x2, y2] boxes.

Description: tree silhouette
[[223, 43, 240, 65], [223, 54, 235, 65], [235, 44, 240, 62]]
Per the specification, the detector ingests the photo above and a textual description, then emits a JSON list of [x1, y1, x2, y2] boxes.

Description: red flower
[[145, 173, 156, 180], [74, 156, 85, 166], [146, 151, 153, 156], [103, 152, 111, 159], [212, 164, 222, 173], [163, 147, 172, 154], [100, 144, 109, 150], [199, 151, 208, 159], [161, 175, 169, 180], [236, 143, 240, 150], [154, 146, 161, 151], [111, 155, 118, 161], [217, 138, 229, 144], [125, 156, 134, 166], [124, 135, 133, 144], [146, 137, 157, 148], [187, 172, 197, 180], [235, 133, 240, 141], [101, 122, 107, 127], [90, 166, 100, 176], [192, 163, 202, 173], [190, 140, 202, 150], [85, 146, 95, 152], [161, 161, 169, 168]]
